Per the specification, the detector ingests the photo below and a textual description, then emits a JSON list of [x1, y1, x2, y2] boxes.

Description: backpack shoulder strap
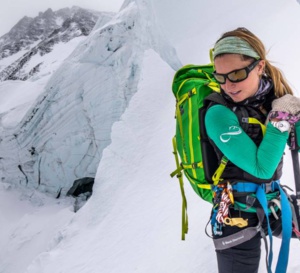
[[200, 92, 229, 185], [204, 93, 265, 134], [204, 92, 227, 108]]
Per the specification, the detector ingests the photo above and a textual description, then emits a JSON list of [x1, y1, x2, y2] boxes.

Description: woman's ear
[[257, 60, 266, 76]]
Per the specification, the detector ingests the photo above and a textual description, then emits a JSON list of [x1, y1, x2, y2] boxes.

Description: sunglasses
[[213, 59, 260, 84]]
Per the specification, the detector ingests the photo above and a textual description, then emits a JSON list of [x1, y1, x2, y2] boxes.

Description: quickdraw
[[216, 189, 231, 224], [213, 182, 249, 229]]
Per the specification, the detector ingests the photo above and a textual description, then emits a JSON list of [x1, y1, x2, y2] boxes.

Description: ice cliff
[[0, 0, 181, 195]]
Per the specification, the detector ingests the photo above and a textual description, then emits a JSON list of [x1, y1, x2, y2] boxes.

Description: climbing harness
[[209, 180, 295, 273]]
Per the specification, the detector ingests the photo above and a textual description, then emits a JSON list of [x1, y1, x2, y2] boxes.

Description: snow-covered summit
[[0, 6, 109, 58], [0, 7, 114, 81]]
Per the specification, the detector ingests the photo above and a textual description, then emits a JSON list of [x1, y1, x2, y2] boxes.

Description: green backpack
[[170, 64, 228, 240]]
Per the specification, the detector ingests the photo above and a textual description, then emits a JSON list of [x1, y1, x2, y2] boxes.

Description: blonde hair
[[215, 27, 293, 97]]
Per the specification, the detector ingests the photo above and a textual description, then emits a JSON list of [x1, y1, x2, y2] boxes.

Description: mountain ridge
[[0, 7, 114, 81]]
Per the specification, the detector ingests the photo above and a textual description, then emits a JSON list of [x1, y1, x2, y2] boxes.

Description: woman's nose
[[223, 79, 236, 90]]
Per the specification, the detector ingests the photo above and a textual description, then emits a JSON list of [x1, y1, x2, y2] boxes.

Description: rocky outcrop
[[0, 7, 114, 81]]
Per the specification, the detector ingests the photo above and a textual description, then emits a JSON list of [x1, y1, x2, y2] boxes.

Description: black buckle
[[192, 163, 198, 169]]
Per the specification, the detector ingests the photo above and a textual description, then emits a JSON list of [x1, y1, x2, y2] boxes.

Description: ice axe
[[290, 127, 300, 198], [291, 148, 300, 199]]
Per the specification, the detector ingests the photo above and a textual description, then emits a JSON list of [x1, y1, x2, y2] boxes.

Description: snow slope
[[0, 183, 73, 273], [1, 0, 300, 273]]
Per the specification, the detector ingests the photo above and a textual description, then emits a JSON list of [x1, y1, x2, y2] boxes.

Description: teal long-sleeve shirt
[[205, 104, 289, 180]]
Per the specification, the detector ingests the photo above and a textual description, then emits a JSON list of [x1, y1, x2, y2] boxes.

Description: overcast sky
[[0, 0, 124, 37]]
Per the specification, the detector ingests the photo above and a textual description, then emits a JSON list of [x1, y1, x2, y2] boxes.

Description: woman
[[205, 27, 300, 273]]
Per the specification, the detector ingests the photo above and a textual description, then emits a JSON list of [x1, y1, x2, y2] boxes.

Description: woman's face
[[214, 54, 265, 102]]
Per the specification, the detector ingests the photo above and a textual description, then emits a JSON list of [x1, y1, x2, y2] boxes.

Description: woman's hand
[[271, 94, 300, 116], [268, 94, 300, 123], [268, 94, 300, 149]]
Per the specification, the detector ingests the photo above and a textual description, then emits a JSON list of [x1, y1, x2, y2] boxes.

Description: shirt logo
[[220, 126, 242, 143]]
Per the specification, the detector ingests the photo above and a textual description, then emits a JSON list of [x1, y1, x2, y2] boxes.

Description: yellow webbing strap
[[207, 82, 220, 92], [209, 48, 214, 63], [197, 183, 212, 190], [209, 119, 265, 185], [170, 165, 183, 178], [197, 69, 220, 93], [188, 88, 197, 178], [184, 171, 212, 190], [212, 156, 228, 185], [247, 117, 267, 136], [176, 88, 196, 163], [177, 78, 189, 93], [181, 162, 203, 169], [171, 137, 188, 240]]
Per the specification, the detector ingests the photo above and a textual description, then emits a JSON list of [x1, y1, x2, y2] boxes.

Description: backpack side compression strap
[[171, 137, 188, 240]]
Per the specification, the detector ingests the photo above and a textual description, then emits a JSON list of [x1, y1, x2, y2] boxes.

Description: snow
[[0, 36, 88, 129], [0, 80, 44, 128], [27, 36, 88, 82], [0, 47, 31, 69], [0, 183, 73, 273], [55, 16, 64, 27], [1, 0, 300, 272]]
